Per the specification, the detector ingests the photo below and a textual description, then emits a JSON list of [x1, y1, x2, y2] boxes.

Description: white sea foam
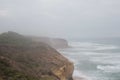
[[89, 53, 120, 65], [97, 65, 120, 73], [69, 42, 118, 51], [60, 41, 120, 80], [73, 70, 92, 80]]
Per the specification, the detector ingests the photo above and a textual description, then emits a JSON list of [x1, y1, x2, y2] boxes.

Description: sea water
[[59, 40, 120, 80]]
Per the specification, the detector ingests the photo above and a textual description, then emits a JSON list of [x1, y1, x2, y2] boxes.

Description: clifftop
[[0, 31, 74, 80], [0, 31, 32, 46]]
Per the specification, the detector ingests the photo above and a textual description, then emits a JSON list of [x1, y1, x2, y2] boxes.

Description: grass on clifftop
[[0, 31, 58, 80], [0, 31, 32, 46], [0, 58, 39, 80], [0, 57, 57, 80]]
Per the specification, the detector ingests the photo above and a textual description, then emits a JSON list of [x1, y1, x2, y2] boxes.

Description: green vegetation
[[0, 58, 39, 80], [0, 31, 57, 80], [0, 31, 72, 80], [0, 58, 57, 80], [0, 31, 32, 46]]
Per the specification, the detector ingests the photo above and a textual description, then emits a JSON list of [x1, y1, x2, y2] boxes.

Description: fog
[[0, 0, 120, 39]]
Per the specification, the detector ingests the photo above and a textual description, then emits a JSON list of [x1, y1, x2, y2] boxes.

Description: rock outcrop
[[0, 31, 74, 80]]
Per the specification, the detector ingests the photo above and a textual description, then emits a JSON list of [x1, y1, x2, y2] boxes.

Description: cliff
[[0, 31, 74, 80], [29, 36, 69, 49]]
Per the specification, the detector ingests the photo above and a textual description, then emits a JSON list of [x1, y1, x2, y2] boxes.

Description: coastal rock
[[0, 31, 74, 80]]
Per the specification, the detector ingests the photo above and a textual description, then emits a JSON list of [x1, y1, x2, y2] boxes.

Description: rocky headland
[[0, 31, 74, 80]]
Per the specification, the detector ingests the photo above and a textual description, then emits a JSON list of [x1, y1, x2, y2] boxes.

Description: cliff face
[[29, 36, 69, 49], [0, 31, 74, 80]]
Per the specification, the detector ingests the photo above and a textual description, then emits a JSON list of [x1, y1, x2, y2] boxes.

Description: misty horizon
[[0, 0, 120, 39]]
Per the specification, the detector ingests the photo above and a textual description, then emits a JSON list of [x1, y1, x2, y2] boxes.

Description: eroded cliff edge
[[0, 31, 74, 80]]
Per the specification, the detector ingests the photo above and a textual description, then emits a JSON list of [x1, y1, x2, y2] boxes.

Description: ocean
[[59, 39, 120, 80]]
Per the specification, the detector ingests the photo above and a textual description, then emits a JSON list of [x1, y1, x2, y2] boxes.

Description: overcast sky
[[0, 0, 120, 39]]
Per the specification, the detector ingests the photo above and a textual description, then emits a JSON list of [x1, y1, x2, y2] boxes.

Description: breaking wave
[[97, 65, 120, 73], [59, 41, 120, 80]]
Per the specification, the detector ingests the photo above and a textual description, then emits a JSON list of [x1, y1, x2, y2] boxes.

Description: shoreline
[[73, 76, 86, 80], [72, 70, 90, 80]]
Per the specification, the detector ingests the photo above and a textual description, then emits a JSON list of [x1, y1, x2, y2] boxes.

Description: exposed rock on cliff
[[0, 31, 74, 80]]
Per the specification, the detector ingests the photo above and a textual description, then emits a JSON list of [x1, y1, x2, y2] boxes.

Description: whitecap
[[97, 65, 120, 73], [90, 54, 120, 65], [73, 70, 92, 80], [68, 42, 118, 51]]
